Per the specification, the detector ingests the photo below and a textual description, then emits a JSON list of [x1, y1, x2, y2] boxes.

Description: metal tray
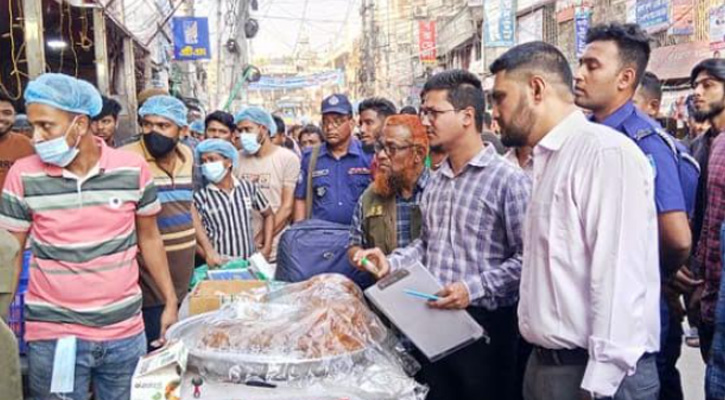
[[166, 309, 392, 382]]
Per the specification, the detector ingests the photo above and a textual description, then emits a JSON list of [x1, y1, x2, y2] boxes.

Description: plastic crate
[[8, 249, 31, 354], [8, 293, 25, 354], [18, 249, 30, 293]]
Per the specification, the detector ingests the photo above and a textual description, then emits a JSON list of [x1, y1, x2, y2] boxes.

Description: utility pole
[[360, 0, 377, 97], [227, 0, 249, 111], [215, 0, 224, 106]]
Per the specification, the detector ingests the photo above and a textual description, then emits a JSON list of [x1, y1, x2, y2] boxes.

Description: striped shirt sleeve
[[251, 182, 271, 212], [0, 164, 32, 232], [136, 161, 161, 216]]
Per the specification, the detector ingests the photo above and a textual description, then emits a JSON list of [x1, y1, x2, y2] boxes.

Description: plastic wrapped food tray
[[166, 274, 426, 399]]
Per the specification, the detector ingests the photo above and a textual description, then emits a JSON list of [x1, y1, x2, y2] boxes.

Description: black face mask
[[143, 131, 178, 158]]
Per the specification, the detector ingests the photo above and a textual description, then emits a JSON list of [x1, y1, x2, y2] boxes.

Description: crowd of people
[[1, 21, 725, 400]]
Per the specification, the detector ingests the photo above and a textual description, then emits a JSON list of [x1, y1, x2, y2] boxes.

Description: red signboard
[[418, 20, 437, 65]]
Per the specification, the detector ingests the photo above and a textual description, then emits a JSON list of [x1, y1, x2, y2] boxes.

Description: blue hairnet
[[195, 139, 239, 170], [190, 120, 205, 134], [24, 73, 102, 117], [138, 95, 189, 128], [233, 107, 277, 136]]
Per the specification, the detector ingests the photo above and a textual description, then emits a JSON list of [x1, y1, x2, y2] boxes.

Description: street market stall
[[134, 274, 427, 400]]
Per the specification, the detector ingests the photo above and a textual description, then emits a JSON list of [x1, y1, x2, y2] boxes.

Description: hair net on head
[[190, 120, 205, 134], [138, 95, 189, 128], [24, 73, 102, 117], [233, 107, 277, 136], [195, 138, 239, 170]]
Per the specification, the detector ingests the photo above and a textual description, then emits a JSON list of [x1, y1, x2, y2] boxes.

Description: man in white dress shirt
[[490, 41, 661, 400]]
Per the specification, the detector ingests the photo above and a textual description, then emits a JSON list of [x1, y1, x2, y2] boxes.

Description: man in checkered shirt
[[354, 70, 531, 400]]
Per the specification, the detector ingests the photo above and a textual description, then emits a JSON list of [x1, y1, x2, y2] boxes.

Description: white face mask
[[34, 116, 80, 167], [201, 160, 228, 183], [240, 133, 261, 154]]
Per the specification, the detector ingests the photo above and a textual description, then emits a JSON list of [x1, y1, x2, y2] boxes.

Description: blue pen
[[404, 289, 440, 301]]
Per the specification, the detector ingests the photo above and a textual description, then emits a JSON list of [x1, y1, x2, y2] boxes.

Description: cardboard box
[[130, 340, 187, 400], [188, 280, 267, 316]]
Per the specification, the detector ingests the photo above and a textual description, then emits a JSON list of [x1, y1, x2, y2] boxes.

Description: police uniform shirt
[[294, 139, 373, 225], [598, 101, 686, 214]]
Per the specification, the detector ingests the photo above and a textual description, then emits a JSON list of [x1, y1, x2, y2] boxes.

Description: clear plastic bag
[[167, 274, 427, 399]]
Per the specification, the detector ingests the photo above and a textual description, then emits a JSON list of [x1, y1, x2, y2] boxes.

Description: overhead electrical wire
[[0, 0, 22, 100]]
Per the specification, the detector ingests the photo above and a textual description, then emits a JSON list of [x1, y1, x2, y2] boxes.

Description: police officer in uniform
[[575, 23, 696, 400], [293, 94, 373, 225]]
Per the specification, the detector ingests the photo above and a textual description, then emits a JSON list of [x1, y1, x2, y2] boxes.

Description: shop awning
[[648, 41, 714, 81]]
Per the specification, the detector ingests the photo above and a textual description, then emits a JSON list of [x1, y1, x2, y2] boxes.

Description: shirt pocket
[[350, 174, 371, 195], [311, 174, 333, 206]]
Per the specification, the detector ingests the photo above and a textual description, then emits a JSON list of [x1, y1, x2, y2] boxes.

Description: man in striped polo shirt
[[122, 95, 219, 350], [0, 73, 178, 400]]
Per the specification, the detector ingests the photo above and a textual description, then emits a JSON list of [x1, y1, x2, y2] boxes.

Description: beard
[[499, 98, 535, 148], [362, 141, 376, 154], [373, 163, 420, 198], [692, 97, 725, 123]]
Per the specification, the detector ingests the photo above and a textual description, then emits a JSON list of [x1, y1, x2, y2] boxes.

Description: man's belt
[[533, 346, 589, 366], [534, 346, 655, 367]]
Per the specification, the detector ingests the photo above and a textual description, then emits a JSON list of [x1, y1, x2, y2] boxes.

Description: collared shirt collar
[[597, 100, 635, 131], [43, 136, 110, 177], [416, 167, 431, 192], [439, 142, 496, 178], [536, 110, 586, 152], [209, 175, 241, 192], [319, 138, 363, 158]]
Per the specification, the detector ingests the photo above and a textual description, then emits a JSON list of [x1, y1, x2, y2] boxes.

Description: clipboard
[[364, 261, 487, 362]]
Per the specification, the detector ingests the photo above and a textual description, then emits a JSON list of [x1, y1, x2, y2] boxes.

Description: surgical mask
[[50, 336, 77, 394], [202, 161, 228, 183], [240, 133, 261, 154], [143, 130, 178, 158], [35, 116, 81, 167]]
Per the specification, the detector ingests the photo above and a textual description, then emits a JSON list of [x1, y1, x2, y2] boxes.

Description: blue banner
[[636, 0, 669, 32], [484, 0, 516, 48], [249, 70, 344, 91], [172, 17, 211, 61], [575, 9, 591, 59]]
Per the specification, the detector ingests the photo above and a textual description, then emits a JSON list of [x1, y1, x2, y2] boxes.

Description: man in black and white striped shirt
[[193, 139, 274, 259]]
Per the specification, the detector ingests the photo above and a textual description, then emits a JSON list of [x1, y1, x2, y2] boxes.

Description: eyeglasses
[[322, 116, 350, 129], [418, 107, 459, 121], [374, 141, 414, 156]]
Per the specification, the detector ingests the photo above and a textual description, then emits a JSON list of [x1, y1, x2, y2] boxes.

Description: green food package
[[189, 265, 209, 290]]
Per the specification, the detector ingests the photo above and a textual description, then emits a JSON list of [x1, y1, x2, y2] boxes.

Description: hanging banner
[[636, 0, 669, 33], [484, 0, 516, 48], [418, 21, 438, 65], [249, 70, 344, 91], [712, 5, 725, 51], [172, 17, 212, 60], [670, 0, 694, 36], [575, 8, 591, 59]]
